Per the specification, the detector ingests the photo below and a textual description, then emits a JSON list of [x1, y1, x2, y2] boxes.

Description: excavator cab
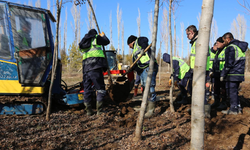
[[9, 3, 54, 86], [0, 1, 66, 115]]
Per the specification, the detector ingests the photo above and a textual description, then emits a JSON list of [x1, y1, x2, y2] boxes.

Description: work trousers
[[225, 81, 241, 112], [83, 69, 106, 103], [213, 77, 226, 101], [139, 67, 158, 102]]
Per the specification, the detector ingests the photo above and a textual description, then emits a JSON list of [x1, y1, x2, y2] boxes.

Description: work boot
[[145, 101, 155, 118], [216, 101, 227, 111], [204, 104, 211, 118], [134, 88, 138, 97], [176, 96, 188, 105], [84, 102, 94, 116], [96, 101, 104, 115]]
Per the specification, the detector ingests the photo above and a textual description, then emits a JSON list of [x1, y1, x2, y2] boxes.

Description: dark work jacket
[[80, 31, 110, 73], [162, 53, 191, 82], [221, 39, 248, 81], [211, 47, 223, 78], [132, 37, 158, 74]]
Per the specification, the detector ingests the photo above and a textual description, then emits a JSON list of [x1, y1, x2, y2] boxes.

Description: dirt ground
[[1, 73, 250, 150]]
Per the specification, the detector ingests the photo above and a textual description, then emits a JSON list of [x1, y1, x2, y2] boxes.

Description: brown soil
[[1, 75, 250, 149]]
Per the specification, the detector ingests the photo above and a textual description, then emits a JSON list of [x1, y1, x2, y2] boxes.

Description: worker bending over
[[163, 53, 192, 105]]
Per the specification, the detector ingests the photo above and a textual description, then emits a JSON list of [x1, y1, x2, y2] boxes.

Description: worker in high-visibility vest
[[209, 37, 227, 111], [186, 25, 211, 118], [79, 29, 110, 116], [127, 35, 158, 118], [163, 53, 192, 105], [17, 20, 32, 50], [220, 32, 248, 115]]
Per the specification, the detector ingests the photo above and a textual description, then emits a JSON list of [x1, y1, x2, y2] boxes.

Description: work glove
[[220, 77, 224, 82], [209, 72, 214, 78], [169, 79, 172, 86], [99, 32, 105, 37]]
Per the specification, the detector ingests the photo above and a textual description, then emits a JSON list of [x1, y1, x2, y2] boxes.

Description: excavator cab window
[[106, 50, 118, 70], [0, 3, 11, 60], [9, 5, 51, 85]]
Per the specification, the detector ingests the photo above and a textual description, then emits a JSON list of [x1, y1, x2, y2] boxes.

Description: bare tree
[[64, 7, 68, 54], [117, 3, 122, 54], [210, 18, 218, 47], [148, 9, 153, 41], [35, 0, 41, 7], [231, 14, 247, 41], [168, 0, 175, 112], [28, 0, 33, 6], [47, 0, 51, 10], [134, 0, 159, 141], [172, 3, 178, 57], [109, 11, 113, 50], [86, 0, 95, 30], [137, 8, 141, 37], [71, 3, 81, 46], [180, 22, 184, 59], [237, 0, 250, 15], [53, 0, 56, 17], [122, 21, 125, 64], [162, 7, 169, 72], [190, 0, 214, 149], [46, 0, 63, 121]]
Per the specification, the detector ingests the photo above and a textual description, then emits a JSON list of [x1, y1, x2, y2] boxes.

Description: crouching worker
[[127, 35, 158, 118], [79, 29, 110, 116], [163, 53, 192, 105]]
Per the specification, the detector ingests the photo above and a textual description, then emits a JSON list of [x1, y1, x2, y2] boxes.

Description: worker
[[18, 19, 32, 50], [185, 25, 211, 117], [162, 53, 192, 104], [209, 37, 227, 111], [220, 32, 248, 115], [79, 29, 110, 116], [127, 35, 158, 118]]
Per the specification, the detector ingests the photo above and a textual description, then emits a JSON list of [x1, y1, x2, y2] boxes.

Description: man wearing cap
[[127, 35, 158, 118], [79, 29, 110, 116]]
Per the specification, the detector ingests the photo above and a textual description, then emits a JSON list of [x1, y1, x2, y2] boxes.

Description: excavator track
[[0, 95, 47, 115]]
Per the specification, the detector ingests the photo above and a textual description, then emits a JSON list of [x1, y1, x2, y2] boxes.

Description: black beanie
[[127, 35, 137, 45], [216, 37, 224, 43]]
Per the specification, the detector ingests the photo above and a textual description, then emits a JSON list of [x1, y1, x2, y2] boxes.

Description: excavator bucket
[[103, 70, 134, 102], [103, 50, 134, 102]]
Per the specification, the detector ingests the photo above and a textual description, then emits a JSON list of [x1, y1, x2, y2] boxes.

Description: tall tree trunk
[[168, 0, 175, 112], [134, 0, 159, 141], [190, 0, 214, 149], [46, 0, 62, 121], [159, 41, 162, 85]]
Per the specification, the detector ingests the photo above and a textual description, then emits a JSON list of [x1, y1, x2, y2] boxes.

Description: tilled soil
[[1, 78, 250, 149]]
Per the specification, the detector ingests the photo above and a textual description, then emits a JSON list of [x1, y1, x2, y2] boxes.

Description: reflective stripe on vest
[[190, 42, 196, 69], [217, 47, 226, 71], [227, 44, 246, 77], [173, 57, 190, 79], [209, 50, 216, 69], [132, 39, 150, 69], [80, 35, 105, 60], [190, 41, 210, 70]]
